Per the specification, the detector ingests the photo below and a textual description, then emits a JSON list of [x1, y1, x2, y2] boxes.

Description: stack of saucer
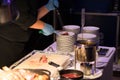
[[56, 31, 76, 53]]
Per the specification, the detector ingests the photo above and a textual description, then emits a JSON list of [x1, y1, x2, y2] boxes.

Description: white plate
[[96, 62, 107, 68], [67, 63, 102, 79], [84, 69, 102, 79]]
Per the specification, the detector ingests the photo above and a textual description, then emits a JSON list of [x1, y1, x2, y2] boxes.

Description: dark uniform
[[0, 0, 45, 67]]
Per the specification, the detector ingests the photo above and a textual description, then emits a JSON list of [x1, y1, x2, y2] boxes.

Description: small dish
[[59, 69, 83, 80]]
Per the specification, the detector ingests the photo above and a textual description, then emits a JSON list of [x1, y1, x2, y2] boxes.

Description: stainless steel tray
[[10, 50, 45, 69]]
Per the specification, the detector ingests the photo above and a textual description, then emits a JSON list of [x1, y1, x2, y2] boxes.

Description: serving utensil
[[52, 0, 64, 27]]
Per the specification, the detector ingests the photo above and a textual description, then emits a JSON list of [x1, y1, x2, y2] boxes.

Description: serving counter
[[10, 42, 116, 80], [44, 42, 116, 80]]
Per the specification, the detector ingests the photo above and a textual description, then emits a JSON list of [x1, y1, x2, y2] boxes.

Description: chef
[[0, 0, 59, 68]]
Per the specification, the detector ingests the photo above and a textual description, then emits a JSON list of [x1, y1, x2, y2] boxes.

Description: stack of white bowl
[[63, 25, 80, 35], [77, 33, 98, 63], [82, 26, 100, 47], [56, 31, 76, 53], [63, 25, 80, 42], [77, 33, 98, 48], [77, 33, 97, 41], [82, 26, 100, 37]]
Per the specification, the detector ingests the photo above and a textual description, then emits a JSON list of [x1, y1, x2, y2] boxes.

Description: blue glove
[[45, 0, 59, 11], [39, 23, 55, 36]]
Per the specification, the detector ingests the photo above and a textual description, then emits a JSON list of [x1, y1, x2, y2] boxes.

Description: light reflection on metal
[[1, 0, 11, 5]]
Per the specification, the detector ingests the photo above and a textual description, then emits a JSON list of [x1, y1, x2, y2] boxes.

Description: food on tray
[[15, 53, 70, 69], [61, 32, 69, 35], [0, 66, 49, 80], [13, 52, 70, 78], [39, 55, 48, 63]]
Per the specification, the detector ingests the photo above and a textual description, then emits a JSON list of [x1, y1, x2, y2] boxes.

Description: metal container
[[77, 33, 99, 49], [75, 44, 96, 62], [59, 69, 83, 80], [26, 69, 51, 80]]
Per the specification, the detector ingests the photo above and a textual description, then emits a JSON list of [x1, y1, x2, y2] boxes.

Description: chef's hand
[[39, 23, 55, 36], [45, 0, 59, 11]]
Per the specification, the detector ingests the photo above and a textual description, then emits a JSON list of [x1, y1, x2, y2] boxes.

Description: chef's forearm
[[37, 6, 49, 20], [30, 20, 45, 29]]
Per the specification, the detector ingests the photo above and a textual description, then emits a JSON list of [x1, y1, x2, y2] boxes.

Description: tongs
[[53, 0, 64, 27]]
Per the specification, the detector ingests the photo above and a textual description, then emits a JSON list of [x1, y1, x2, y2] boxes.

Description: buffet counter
[[45, 42, 116, 80], [10, 42, 116, 80]]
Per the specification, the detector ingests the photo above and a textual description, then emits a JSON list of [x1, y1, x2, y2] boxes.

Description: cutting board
[[14, 51, 70, 77]]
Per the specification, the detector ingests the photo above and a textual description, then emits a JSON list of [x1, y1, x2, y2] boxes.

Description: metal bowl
[[26, 69, 51, 80], [59, 69, 83, 80]]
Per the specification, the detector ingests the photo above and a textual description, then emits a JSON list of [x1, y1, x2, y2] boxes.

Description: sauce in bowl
[[59, 69, 83, 80], [62, 73, 82, 78]]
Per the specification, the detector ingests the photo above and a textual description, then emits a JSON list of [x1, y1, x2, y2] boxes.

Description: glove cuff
[[39, 23, 54, 36], [45, 4, 55, 11], [45, 0, 59, 11]]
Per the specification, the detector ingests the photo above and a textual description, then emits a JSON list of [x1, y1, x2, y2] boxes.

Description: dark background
[[24, 0, 120, 54]]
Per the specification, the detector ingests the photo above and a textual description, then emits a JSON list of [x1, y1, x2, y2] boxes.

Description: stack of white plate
[[82, 26, 100, 46], [63, 25, 80, 34], [56, 31, 76, 53]]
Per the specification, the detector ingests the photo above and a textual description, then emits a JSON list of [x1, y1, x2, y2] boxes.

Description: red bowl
[[59, 69, 83, 80]]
